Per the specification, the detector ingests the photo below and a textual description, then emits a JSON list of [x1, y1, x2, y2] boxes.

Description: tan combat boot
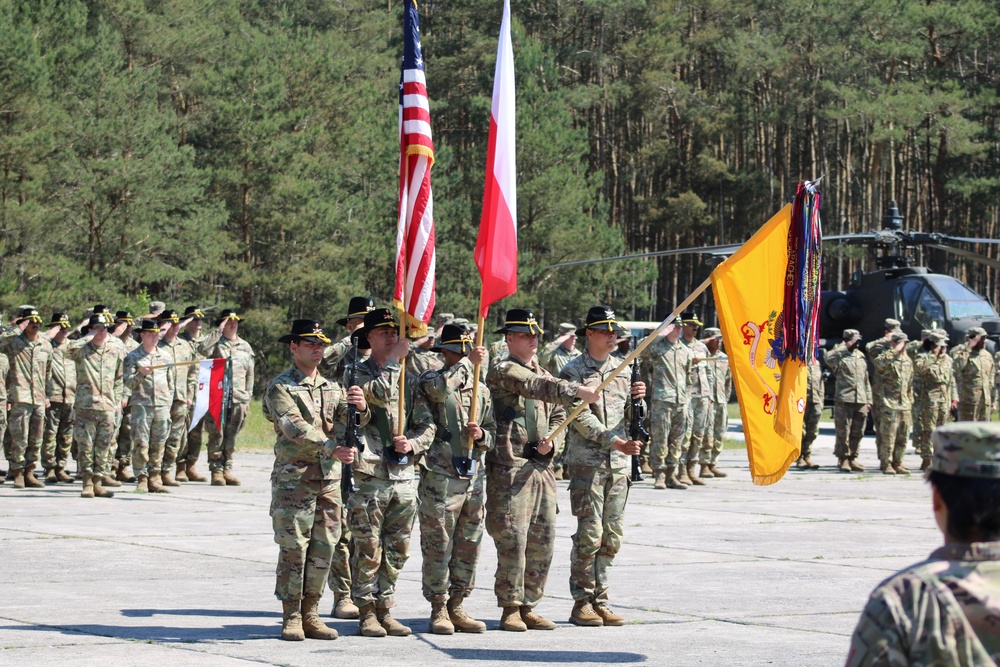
[[136, 476, 149, 492], [301, 596, 338, 640], [45, 468, 58, 484], [81, 473, 95, 498], [175, 462, 188, 482], [55, 466, 74, 483], [676, 464, 692, 485], [799, 458, 818, 471], [160, 469, 180, 487], [920, 456, 932, 471], [223, 470, 241, 486], [11, 469, 25, 489], [429, 600, 454, 635], [686, 461, 706, 486], [101, 474, 122, 488], [331, 595, 359, 619], [892, 462, 910, 475], [24, 466, 45, 488], [93, 476, 114, 498], [211, 470, 226, 486], [118, 464, 137, 483], [880, 461, 896, 475], [569, 599, 603, 627], [499, 606, 527, 632], [837, 459, 851, 473], [376, 607, 411, 636], [185, 461, 207, 482], [593, 602, 625, 626], [849, 459, 865, 472], [358, 603, 387, 637], [699, 464, 715, 478], [280, 599, 305, 641], [520, 606, 555, 630], [653, 471, 667, 490], [665, 466, 688, 490], [447, 596, 486, 633], [708, 463, 729, 477], [148, 473, 170, 493]]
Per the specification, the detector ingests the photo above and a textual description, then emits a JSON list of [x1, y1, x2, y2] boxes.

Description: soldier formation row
[[0, 304, 254, 495]]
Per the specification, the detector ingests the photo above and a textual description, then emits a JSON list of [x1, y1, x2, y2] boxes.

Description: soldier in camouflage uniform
[[112, 311, 140, 482], [125, 319, 175, 493], [846, 421, 1000, 666], [952, 326, 995, 422], [559, 307, 645, 627], [198, 308, 255, 486], [407, 332, 444, 378], [640, 322, 692, 489], [797, 347, 824, 470], [485, 308, 597, 632], [0, 336, 8, 484], [66, 314, 125, 498], [323, 296, 374, 622], [539, 323, 581, 376], [826, 329, 872, 472], [866, 318, 901, 433], [263, 319, 369, 642], [176, 306, 208, 482], [348, 308, 436, 638], [156, 310, 198, 487], [872, 332, 914, 474], [678, 311, 713, 486], [416, 323, 495, 635], [42, 313, 77, 484], [0, 307, 53, 488], [913, 331, 956, 470], [701, 327, 731, 477]]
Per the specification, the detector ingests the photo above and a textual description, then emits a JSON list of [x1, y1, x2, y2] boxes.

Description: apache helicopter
[[545, 201, 1000, 351]]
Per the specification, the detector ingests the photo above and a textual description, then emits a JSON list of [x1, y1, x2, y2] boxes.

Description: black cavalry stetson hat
[[214, 308, 241, 326], [92, 304, 113, 319], [158, 309, 180, 324], [431, 324, 474, 355], [278, 320, 332, 345], [680, 310, 703, 327], [137, 318, 161, 333], [494, 308, 544, 335], [14, 307, 43, 325], [115, 310, 135, 325], [352, 308, 398, 350], [576, 306, 627, 337], [337, 296, 377, 326], [81, 313, 111, 335], [48, 312, 71, 329], [183, 306, 205, 320]]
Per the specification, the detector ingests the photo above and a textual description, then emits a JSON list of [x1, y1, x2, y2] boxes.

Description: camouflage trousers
[[418, 469, 485, 601], [876, 407, 911, 466], [346, 473, 417, 609], [205, 401, 249, 472], [115, 403, 132, 466], [957, 395, 990, 422], [484, 461, 556, 608], [162, 399, 190, 472], [567, 465, 628, 603], [648, 399, 687, 471], [705, 400, 728, 464], [326, 507, 353, 597], [42, 401, 74, 471], [682, 396, 711, 464], [271, 468, 342, 601], [8, 402, 45, 470], [130, 404, 170, 479], [74, 409, 117, 476], [834, 401, 868, 461], [179, 410, 206, 463], [801, 395, 823, 459], [913, 400, 949, 458]]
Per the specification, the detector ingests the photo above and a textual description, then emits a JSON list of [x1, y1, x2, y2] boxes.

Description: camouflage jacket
[[116, 335, 140, 400], [639, 336, 692, 404], [866, 338, 892, 394], [873, 349, 914, 411], [321, 335, 362, 382], [559, 352, 643, 471], [826, 344, 872, 404], [179, 329, 205, 401], [0, 332, 52, 405], [158, 337, 198, 403], [488, 339, 509, 372], [66, 338, 125, 412], [407, 346, 444, 378], [485, 355, 578, 468], [198, 331, 255, 404], [953, 347, 995, 408], [0, 354, 8, 403], [47, 338, 77, 404], [124, 345, 174, 408], [355, 356, 435, 481], [682, 337, 713, 398], [913, 352, 957, 404], [846, 541, 1000, 667], [262, 365, 371, 483], [418, 357, 496, 479], [806, 360, 824, 405], [707, 350, 731, 404], [539, 341, 581, 377]]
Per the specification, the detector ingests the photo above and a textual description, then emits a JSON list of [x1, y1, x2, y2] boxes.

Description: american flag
[[393, 0, 435, 336]]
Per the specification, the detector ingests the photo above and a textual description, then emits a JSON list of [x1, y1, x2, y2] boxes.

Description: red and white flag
[[189, 358, 230, 432], [393, 0, 435, 336], [474, 0, 518, 318]]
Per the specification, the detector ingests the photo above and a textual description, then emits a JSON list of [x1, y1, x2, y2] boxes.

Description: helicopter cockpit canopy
[[930, 276, 999, 320]]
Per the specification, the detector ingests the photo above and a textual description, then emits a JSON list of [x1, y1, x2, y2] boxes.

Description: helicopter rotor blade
[[939, 236, 1000, 245], [928, 244, 1000, 272], [544, 243, 742, 270]]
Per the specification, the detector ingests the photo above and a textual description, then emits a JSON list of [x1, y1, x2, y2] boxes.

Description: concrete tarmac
[[0, 426, 936, 666]]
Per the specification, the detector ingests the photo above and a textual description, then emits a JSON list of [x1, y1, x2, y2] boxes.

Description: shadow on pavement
[[121, 608, 280, 618], [0, 623, 275, 642]]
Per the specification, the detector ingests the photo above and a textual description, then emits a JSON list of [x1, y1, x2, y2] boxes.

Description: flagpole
[[397, 273, 408, 437], [465, 306, 487, 456], [543, 275, 713, 443], [145, 360, 208, 371]]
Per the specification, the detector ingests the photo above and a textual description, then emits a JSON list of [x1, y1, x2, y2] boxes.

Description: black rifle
[[629, 356, 649, 482], [341, 340, 364, 496]]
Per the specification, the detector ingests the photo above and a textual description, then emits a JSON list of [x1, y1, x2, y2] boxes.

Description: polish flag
[[474, 0, 517, 318], [189, 358, 230, 431]]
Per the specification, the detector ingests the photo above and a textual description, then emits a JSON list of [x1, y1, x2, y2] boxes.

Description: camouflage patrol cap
[[147, 301, 166, 317], [927, 330, 948, 346], [701, 327, 722, 340], [920, 329, 931, 340], [931, 422, 1000, 479], [889, 331, 908, 344], [842, 329, 862, 342], [437, 313, 455, 326], [967, 326, 987, 339], [884, 318, 901, 332], [557, 322, 576, 336]]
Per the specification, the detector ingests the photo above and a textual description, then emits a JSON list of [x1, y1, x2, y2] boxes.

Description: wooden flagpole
[[465, 310, 487, 456]]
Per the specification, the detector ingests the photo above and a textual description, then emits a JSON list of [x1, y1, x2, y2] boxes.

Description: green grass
[[239, 398, 274, 453]]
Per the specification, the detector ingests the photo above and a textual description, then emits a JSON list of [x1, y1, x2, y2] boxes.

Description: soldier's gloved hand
[[614, 438, 642, 455], [536, 438, 554, 455], [630, 381, 646, 401], [576, 386, 600, 403], [392, 434, 413, 454], [467, 346, 486, 366], [332, 445, 355, 464], [346, 386, 367, 412], [465, 420, 483, 442]]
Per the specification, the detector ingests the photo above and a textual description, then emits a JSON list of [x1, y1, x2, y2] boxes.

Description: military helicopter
[[545, 201, 1000, 351]]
